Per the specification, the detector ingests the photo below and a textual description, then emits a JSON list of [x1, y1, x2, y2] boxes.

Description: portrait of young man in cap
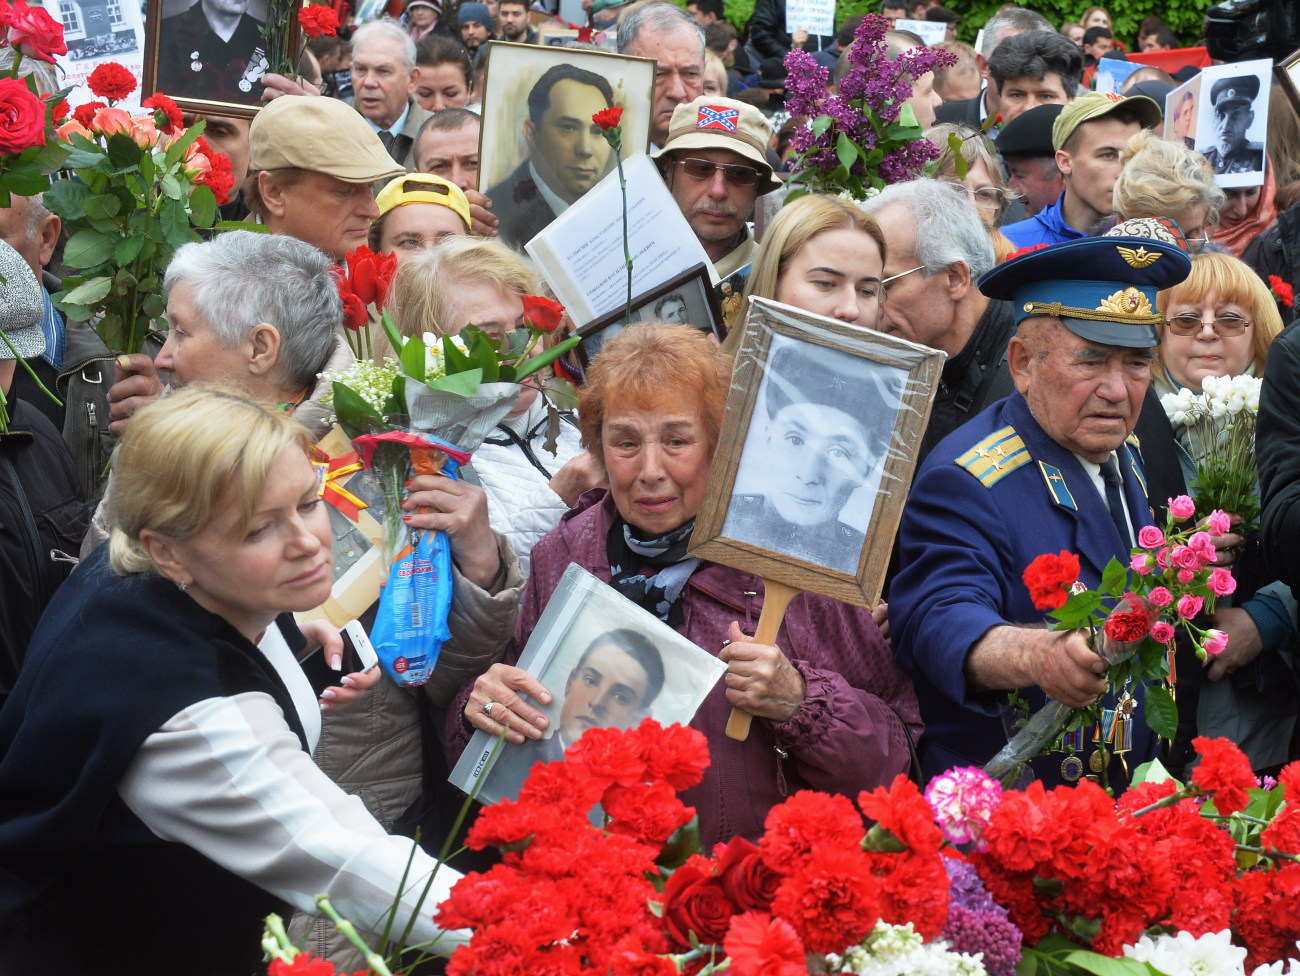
[[1199, 74, 1266, 178], [156, 0, 267, 105], [890, 219, 1193, 787], [723, 335, 899, 576]]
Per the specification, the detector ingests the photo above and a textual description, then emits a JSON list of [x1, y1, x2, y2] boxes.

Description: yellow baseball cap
[[249, 95, 405, 183], [374, 173, 472, 231]]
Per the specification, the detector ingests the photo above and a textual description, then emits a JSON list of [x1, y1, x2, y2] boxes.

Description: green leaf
[[1100, 557, 1128, 596], [189, 184, 217, 228], [163, 120, 204, 168], [59, 276, 114, 306], [1143, 684, 1179, 741], [105, 132, 143, 172], [62, 229, 115, 269], [331, 381, 384, 440], [1060, 951, 1166, 976], [214, 219, 267, 232], [43, 178, 92, 220], [516, 335, 581, 382], [400, 329, 427, 382], [424, 367, 483, 396], [835, 131, 859, 171], [810, 114, 834, 137], [2, 161, 51, 195], [62, 146, 107, 170], [160, 173, 184, 201], [115, 234, 145, 267], [1130, 757, 1177, 787], [442, 333, 473, 375], [83, 193, 121, 220]]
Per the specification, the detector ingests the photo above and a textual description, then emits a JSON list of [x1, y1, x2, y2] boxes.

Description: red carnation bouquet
[[992, 497, 1233, 787]]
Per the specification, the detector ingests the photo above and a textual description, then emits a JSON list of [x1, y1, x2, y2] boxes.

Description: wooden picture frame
[[574, 263, 723, 370], [1278, 46, 1300, 120], [476, 40, 655, 250], [689, 297, 945, 609], [142, 0, 301, 118]]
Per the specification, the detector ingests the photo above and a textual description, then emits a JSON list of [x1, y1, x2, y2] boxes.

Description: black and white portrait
[[1195, 60, 1271, 188], [153, 0, 269, 106], [578, 263, 721, 367], [478, 42, 654, 250], [722, 333, 903, 576]]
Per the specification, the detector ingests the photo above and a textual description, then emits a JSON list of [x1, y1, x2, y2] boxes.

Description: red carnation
[[770, 847, 880, 954], [1007, 242, 1050, 262], [86, 62, 137, 102], [72, 100, 106, 130], [592, 106, 624, 131], [1269, 274, 1295, 308], [521, 293, 565, 333], [723, 912, 806, 976], [6, 0, 68, 64], [298, 3, 340, 37], [268, 952, 336, 976], [1022, 550, 1080, 611], [142, 92, 183, 134], [1103, 597, 1152, 643], [198, 147, 235, 205], [0, 77, 47, 154], [1190, 736, 1255, 815], [48, 96, 69, 123]]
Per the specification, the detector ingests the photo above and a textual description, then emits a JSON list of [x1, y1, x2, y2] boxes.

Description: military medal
[[1061, 755, 1083, 781], [190, 51, 202, 71], [1088, 749, 1106, 773], [239, 79, 252, 92]]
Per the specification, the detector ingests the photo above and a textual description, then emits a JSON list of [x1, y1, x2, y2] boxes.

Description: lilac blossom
[[943, 860, 1023, 976]]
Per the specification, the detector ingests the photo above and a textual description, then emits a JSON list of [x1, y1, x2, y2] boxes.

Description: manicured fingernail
[[402, 514, 413, 522], [329, 654, 342, 671], [321, 689, 337, 700], [341, 676, 355, 688], [319, 702, 331, 713], [404, 479, 413, 488]]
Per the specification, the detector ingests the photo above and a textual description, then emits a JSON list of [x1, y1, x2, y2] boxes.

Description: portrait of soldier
[[486, 63, 618, 250], [485, 629, 666, 797], [654, 292, 689, 324], [157, 0, 268, 104], [724, 337, 897, 575], [1200, 74, 1265, 177]]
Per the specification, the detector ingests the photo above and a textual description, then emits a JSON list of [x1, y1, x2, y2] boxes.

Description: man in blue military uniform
[[890, 218, 1192, 786]]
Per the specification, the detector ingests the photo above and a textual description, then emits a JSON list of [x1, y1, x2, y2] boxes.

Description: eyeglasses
[[1185, 236, 1211, 254], [881, 264, 925, 299], [1165, 314, 1252, 336], [941, 179, 1010, 212], [672, 157, 763, 186]]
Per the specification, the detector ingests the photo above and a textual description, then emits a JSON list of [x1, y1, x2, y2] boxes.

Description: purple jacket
[[446, 490, 923, 848]]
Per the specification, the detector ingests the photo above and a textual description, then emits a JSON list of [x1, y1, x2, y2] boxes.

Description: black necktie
[[1100, 455, 1130, 547], [377, 130, 396, 157]]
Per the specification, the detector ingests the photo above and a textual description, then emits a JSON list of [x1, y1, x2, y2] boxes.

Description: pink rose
[[1149, 586, 1173, 608], [128, 115, 158, 149], [91, 106, 132, 136], [1177, 594, 1204, 619], [1169, 495, 1196, 521], [1155, 547, 1170, 570], [1171, 545, 1202, 571], [1151, 621, 1175, 643], [54, 118, 91, 141], [1130, 552, 1153, 575], [1203, 629, 1229, 657], [1137, 525, 1165, 550], [1178, 568, 1195, 584], [1189, 531, 1217, 562], [1206, 510, 1231, 536], [1208, 568, 1237, 597]]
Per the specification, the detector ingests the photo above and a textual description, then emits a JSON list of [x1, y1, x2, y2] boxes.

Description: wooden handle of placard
[[724, 579, 801, 741]]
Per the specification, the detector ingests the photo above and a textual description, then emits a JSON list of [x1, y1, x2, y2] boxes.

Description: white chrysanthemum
[[1124, 930, 1247, 975]]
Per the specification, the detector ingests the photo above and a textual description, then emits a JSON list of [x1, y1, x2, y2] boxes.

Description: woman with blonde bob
[[0, 387, 467, 974], [1153, 254, 1293, 774], [725, 194, 886, 356], [388, 236, 597, 574], [1113, 131, 1224, 249]]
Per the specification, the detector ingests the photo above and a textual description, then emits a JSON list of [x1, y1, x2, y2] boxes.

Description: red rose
[[715, 837, 781, 912], [344, 245, 397, 308], [6, 0, 68, 64], [592, 106, 624, 131], [142, 93, 183, 134], [1022, 549, 1080, 611], [521, 293, 565, 333], [86, 62, 138, 102], [298, 3, 340, 37], [0, 77, 47, 154], [72, 100, 106, 129], [1190, 736, 1255, 815], [661, 859, 736, 949]]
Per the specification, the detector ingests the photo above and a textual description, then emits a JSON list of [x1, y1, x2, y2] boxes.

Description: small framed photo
[[1278, 46, 1300, 120], [142, 0, 301, 117], [477, 40, 655, 250], [689, 297, 945, 609], [1193, 57, 1272, 189], [575, 263, 723, 369], [1165, 74, 1201, 151], [448, 564, 726, 806]]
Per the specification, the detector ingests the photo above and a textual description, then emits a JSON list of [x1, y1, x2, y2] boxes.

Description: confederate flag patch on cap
[[696, 105, 739, 132]]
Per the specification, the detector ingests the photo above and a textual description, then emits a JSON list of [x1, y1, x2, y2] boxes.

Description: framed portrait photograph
[[448, 564, 726, 807], [476, 40, 655, 251], [142, 0, 301, 117], [689, 297, 946, 609], [1278, 46, 1300, 119], [575, 263, 722, 369], [1164, 74, 1201, 151], [1193, 58, 1273, 189]]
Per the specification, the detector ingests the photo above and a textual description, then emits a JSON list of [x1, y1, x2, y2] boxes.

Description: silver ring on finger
[[483, 700, 496, 717]]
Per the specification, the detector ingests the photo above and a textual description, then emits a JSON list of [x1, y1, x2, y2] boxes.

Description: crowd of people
[[1, 0, 1299, 971]]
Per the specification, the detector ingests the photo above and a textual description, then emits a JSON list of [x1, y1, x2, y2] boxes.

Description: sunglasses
[[1165, 314, 1252, 337], [671, 157, 762, 187]]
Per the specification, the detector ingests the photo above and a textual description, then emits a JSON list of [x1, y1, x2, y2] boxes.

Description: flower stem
[[316, 895, 395, 976], [614, 143, 632, 324]]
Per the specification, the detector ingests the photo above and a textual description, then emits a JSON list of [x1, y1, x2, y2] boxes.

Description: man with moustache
[[487, 64, 616, 250], [652, 96, 781, 277]]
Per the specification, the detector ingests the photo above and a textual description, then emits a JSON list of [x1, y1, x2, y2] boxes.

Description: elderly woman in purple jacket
[[447, 324, 921, 848]]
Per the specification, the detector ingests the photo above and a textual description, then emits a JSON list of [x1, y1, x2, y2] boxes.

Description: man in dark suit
[[350, 20, 433, 172], [157, 0, 266, 103], [487, 64, 616, 250]]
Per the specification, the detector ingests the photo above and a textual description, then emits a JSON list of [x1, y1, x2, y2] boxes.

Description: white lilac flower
[[1124, 930, 1247, 975], [828, 922, 988, 976]]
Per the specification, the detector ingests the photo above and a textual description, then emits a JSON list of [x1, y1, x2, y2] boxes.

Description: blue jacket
[[1000, 193, 1087, 249], [890, 392, 1160, 785]]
